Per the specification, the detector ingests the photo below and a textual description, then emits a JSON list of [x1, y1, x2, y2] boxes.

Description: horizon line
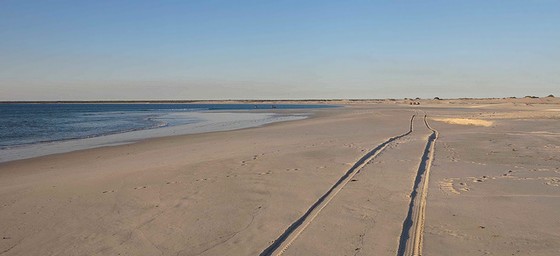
[[0, 96, 556, 104]]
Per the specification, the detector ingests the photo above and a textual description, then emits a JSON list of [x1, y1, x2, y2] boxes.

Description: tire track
[[397, 114, 439, 256], [260, 115, 416, 256]]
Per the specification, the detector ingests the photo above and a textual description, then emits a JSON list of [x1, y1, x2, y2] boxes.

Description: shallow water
[[0, 103, 334, 162], [0, 103, 333, 148]]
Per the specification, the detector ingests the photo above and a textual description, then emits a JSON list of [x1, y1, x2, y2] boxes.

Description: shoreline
[[0, 109, 324, 163]]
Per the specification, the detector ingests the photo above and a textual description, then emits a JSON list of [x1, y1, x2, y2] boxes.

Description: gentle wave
[[0, 103, 335, 149]]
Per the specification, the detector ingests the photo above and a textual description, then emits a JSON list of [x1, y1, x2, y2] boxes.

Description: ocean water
[[0, 103, 334, 162]]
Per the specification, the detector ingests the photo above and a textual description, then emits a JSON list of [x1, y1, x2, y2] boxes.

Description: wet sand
[[1, 99, 559, 255]]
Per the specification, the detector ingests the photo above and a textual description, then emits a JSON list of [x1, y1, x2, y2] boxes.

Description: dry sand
[[431, 118, 494, 127], [1, 98, 559, 255]]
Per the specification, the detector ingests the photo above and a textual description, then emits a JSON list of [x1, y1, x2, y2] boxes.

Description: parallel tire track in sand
[[397, 114, 439, 256], [260, 115, 417, 256]]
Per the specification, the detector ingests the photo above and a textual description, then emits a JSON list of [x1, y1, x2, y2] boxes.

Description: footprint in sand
[[439, 178, 461, 195], [258, 170, 273, 175], [241, 155, 261, 166], [344, 143, 356, 148], [472, 175, 490, 183], [502, 170, 514, 176], [544, 177, 560, 187]]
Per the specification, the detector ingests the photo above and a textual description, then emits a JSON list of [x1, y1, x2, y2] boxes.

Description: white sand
[[1, 98, 559, 255]]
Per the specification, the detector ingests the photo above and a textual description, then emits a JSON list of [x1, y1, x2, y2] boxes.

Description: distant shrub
[[524, 95, 539, 99], [434, 97, 441, 100], [547, 94, 555, 98]]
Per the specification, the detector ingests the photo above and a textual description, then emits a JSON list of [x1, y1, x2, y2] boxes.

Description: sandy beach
[[1, 99, 559, 256]]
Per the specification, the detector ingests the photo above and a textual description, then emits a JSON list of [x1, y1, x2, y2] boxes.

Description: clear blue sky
[[1, 0, 559, 100]]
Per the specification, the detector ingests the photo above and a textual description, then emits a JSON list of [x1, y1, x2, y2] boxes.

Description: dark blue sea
[[0, 103, 334, 149]]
